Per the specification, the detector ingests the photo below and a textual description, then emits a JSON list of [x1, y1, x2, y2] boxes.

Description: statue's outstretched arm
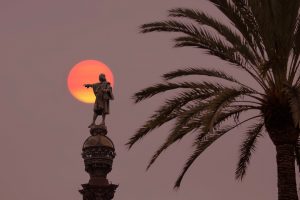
[[84, 84, 93, 88]]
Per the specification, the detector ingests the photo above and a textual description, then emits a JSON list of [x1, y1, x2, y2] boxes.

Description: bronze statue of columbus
[[84, 73, 114, 128]]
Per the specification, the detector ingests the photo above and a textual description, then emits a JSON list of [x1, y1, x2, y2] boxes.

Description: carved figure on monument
[[84, 74, 114, 128]]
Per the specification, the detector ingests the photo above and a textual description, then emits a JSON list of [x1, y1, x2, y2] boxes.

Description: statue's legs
[[101, 114, 106, 125], [88, 113, 98, 128]]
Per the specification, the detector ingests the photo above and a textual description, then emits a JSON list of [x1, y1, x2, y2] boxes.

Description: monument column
[[80, 73, 117, 200], [79, 125, 118, 200]]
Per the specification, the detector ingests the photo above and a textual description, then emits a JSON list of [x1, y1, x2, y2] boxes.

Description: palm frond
[[168, 8, 258, 64], [146, 102, 206, 169], [248, 0, 299, 73], [290, 18, 300, 83], [140, 17, 266, 89], [133, 81, 224, 103], [293, 17, 300, 57], [174, 35, 244, 65], [231, 0, 265, 58], [194, 106, 257, 146], [200, 87, 253, 133], [141, 20, 250, 70], [127, 89, 215, 148], [162, 67, 260, 93], [140, 20, 201, 36], [174, 124, 233, 188], [146, 104, 256, 170], [174, 115, 262, 188], [208, 0, 265, 58], [235, 122, 264, 180], [173, 35, 266, 89], [213, 105, 259, 129], [163, 67, 236, 82]]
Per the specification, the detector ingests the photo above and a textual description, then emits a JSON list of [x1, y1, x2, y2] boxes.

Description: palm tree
[[127, 1, 300, 200]]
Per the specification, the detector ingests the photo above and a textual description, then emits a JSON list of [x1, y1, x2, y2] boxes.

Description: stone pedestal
[[80, 125, 118, 200], [80, 184, 118, 200]]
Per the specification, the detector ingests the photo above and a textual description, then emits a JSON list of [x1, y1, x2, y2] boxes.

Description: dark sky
[[1, 0, 295, 199]]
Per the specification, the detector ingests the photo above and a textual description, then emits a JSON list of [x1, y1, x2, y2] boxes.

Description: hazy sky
[[1, 0, 297, 200]]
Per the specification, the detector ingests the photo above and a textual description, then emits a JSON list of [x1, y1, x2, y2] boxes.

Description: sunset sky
[[0, 1, 291, 200]]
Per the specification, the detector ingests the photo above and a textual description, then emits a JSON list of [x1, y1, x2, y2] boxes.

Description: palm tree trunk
[[276, 144, 298, 200]]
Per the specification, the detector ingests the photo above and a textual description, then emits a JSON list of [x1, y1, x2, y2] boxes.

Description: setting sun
[[67, 60, 114, 103]]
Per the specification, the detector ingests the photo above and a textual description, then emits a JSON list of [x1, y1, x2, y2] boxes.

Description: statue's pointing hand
[[84, 84, 91, 88]]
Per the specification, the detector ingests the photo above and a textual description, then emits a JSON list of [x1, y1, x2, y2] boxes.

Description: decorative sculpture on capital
[[84, 73, 114, 130]]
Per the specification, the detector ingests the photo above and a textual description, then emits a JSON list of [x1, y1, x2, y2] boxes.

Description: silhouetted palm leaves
[[127, 1, 300, 199]]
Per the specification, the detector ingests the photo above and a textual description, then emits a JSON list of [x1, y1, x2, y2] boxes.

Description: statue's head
[[99, 73, 106, 82]]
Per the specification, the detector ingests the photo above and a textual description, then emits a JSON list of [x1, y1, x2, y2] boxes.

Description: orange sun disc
[[67, 60, 114, 103]]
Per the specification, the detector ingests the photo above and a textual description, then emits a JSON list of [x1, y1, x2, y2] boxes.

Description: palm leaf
[[213, 105, 259, 129], [174, 125, 233, 188], [168, 8, 258, 64], [140, 21, 250, 71], [231, 0, 265, 57], [235, 122, 264, 180], [293, 17, 300, 57], [174, 115, 262, 188], [133, 81, 224, 103], [140, 18, 265, 88], [127, 89, 215, 148], [200, 87, 253, 133], [174, 35, 245, 66], [163, 67, 237, 83], [140, 20, 201, 36], [162, 67, 260, 93], [248, 0, 299, 75], [207, 0, 264, 58], [146, 102, 206, 169], [146, 104, 255, 170], [290, 18, 300, 83]]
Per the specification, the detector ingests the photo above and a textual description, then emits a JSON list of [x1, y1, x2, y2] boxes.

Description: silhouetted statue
[[84, 74, 114, 128]]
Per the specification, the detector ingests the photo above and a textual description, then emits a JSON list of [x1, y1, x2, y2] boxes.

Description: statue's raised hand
[[84, 84, 91, 88]]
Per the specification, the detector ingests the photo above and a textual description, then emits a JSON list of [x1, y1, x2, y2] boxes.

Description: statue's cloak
[[92, 82, 113, 115]]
